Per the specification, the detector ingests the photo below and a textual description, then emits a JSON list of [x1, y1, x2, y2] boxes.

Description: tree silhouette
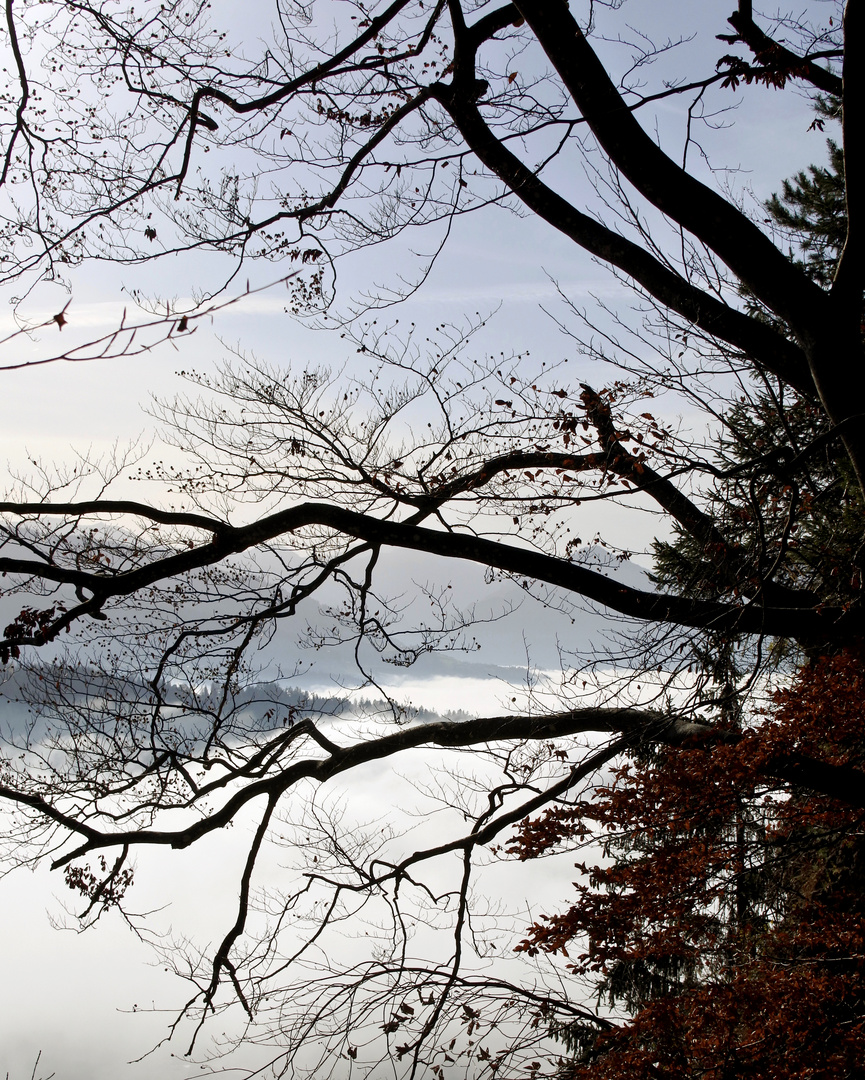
[[0, 2, 862, 1074]]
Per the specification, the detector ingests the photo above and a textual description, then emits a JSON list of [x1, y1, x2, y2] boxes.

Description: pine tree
[[653, 137, 863, 658], [766, 137, 847, 289], [510, 143, 865, 1079]]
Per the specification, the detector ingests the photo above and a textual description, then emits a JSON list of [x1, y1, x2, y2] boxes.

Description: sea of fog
[[1, 552, 654, 1079]]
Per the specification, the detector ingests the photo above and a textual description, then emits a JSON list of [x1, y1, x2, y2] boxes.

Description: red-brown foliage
[[511, 646, 865, 1079]]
